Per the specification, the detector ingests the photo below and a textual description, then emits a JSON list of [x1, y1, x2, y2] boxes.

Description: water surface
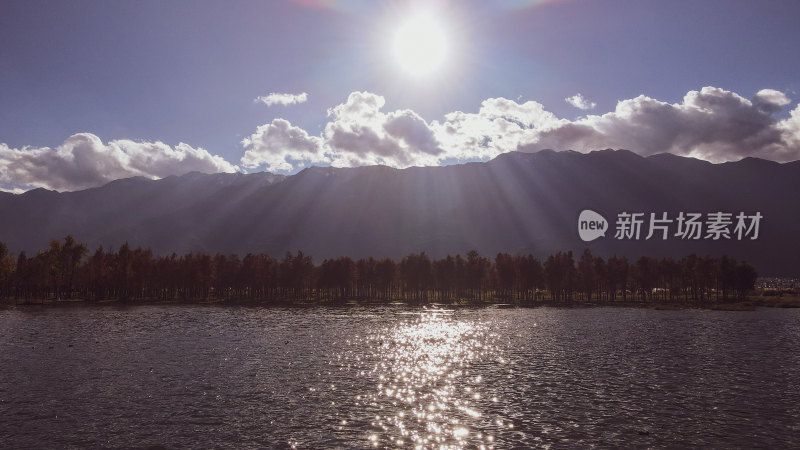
[[1, 305, 798, 448]]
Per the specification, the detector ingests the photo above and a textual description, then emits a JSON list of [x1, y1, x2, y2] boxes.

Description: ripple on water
[[339, 308, 510, 448], [0, 305, 799, 448]]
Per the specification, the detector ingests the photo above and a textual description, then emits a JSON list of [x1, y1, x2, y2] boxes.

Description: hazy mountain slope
[[0, 150, 797, 275]]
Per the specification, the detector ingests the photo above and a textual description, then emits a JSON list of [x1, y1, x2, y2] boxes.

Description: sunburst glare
[[392, 13, 449, 77]]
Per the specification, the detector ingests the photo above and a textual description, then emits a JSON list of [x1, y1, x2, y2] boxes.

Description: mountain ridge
[[1, 149, 797, 275]]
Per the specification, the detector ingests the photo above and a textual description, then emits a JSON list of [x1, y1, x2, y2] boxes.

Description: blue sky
[[2, 0, 800, 191]]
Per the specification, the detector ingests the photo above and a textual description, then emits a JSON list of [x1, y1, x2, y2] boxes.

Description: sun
[[392, 14, 448, 77]]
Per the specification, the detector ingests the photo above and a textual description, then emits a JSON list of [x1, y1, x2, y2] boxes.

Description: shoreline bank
[[4, 296, 799, 311]]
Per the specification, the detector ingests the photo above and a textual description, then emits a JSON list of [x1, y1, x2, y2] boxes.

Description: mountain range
[[1, 149, 797, 276]]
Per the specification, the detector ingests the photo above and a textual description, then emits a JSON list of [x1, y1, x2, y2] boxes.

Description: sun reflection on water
[[352, 307, 506, 449]]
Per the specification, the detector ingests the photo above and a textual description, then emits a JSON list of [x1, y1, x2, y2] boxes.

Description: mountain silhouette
[[1, 149, 797, 275]]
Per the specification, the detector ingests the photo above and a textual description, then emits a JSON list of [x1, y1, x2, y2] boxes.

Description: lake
[[1, 305, 798, 448]]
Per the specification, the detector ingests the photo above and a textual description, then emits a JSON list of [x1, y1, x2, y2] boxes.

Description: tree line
[[0, 236, 758, 305]]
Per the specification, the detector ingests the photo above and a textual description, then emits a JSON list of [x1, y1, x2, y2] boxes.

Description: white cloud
[[530, 86, 796, 161], [241, 118, 326, 172], [241, 92, 446, 171], [0, 133, 238, 192], [776, 103, 800, 159], [242, 87, 800, 171], [429, 97, 562, 162], [753, 88, 791, 114], [255, 92, 309, 107], [0, 186, 26, 194], [10, 86, 795, 192], [565, 93, 597, 110], [323, 91, 443, 168]]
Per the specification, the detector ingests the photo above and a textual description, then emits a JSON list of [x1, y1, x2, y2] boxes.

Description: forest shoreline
[[1, 236, 765, 310], [4, 295, 800, 311]]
